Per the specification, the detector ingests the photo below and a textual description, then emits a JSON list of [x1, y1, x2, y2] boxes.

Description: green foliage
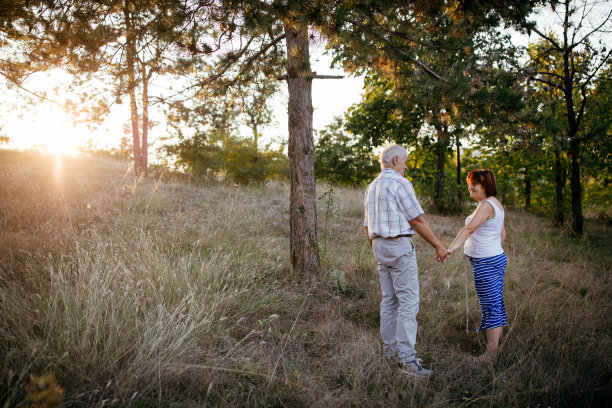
[[224, 138, 267, 184], [314, 117, 379, 187], [77, 137, 132, 160], [458, 34, 612, 223], [399, 144, 468, 214], [345, 76, 423, 148], [581, 63, 612, 217], [163, 130, 288, 185], [224, 137, 289, 185], [162, 131, 224, 178], [263, 147, 290, 181], [341, 17, 524, 214]]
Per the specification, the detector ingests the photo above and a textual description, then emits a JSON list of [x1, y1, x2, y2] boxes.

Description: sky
[[1, 2, 609, 156], [1, 44, 365, 156]]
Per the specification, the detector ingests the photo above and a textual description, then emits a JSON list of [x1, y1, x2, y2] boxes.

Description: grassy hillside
[[1, 150, 610, 407]]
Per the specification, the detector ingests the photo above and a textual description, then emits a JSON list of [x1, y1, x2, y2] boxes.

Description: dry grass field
[[1, 150, 610, 407]]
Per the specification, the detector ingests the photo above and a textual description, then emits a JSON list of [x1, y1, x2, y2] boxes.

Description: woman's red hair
[[466, 169, 497, 197]]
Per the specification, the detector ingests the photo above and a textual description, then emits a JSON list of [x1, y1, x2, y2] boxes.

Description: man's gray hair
[[380, 144, 407, 168]]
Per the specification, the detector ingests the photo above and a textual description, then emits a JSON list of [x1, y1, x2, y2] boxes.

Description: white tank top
[[464, 199, 504, 258]]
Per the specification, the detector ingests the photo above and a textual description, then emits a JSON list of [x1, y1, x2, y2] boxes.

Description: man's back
[[364, 168, 423, 239]]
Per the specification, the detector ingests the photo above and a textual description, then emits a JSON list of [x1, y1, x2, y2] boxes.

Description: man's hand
[[365, 226, 372, 248], [435, 246, 448, 263], [442, 247, 454, 262], [409, 215, 447, 262]]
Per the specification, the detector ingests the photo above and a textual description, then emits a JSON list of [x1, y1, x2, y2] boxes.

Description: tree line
[[1, 1, 609, 278], [319, 0, 610, 235]]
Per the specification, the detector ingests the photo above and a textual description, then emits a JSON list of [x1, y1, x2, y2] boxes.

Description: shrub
[[223, 137, 268, 184], [314, 117, 379, 187]]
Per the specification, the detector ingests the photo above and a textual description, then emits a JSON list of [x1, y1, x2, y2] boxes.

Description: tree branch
[[530, 26, 563, 51], [345, 17, 436, 49], [343, 15, 448, 82], [535, 70, 565, 82], [163, 32, 286, 102], [576, 79, 589, 129], [222, 33, 286, 87], [573, 7, 612, 48], [276, 73, 343, 80], [6, 78, 63, 106], [530, 75, 566, 93]]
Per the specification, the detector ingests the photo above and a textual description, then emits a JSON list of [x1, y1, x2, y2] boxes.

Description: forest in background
[[0, 0, 610, 242]]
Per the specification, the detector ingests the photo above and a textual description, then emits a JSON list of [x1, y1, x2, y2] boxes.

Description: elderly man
[[364, 144, 447, 379]]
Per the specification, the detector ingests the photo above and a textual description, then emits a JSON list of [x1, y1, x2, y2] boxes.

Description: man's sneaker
[[399, 358, 432, 379]]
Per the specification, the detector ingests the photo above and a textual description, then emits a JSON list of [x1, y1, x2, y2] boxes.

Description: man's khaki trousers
[[372, 236, 420, 363]]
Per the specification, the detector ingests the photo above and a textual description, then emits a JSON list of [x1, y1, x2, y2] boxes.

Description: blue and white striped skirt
[[467, 252, 508, 332]]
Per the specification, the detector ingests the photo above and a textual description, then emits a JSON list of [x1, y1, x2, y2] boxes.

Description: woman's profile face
[[468, 182, 486, 200]]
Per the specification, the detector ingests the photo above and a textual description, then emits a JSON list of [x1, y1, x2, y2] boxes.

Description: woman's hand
[[443, 247, 454, 262], [435, 247, 453, 263]]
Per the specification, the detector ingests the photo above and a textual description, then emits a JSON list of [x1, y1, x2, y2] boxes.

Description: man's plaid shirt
[[364, 168, 424, 239]]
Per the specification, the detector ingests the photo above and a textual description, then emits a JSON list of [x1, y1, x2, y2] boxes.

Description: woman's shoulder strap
[[485, 198, 503, 214]]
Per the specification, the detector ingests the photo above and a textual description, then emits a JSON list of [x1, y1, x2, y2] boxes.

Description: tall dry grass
[[1, 150, 610, 407]]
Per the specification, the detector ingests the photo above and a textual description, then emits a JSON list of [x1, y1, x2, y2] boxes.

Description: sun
[[44, 122, 82, 155], [36, 108, 86, 155], [5, 104, 89, 155]]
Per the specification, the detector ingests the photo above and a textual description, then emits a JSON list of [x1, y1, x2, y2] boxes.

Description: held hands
[[435, 246, 448, 263], [443, 247, 454, 262], [435, 247, 455, 263]]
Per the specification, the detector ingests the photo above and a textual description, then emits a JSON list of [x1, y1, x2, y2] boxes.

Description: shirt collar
[[381, 168, 401, 176]]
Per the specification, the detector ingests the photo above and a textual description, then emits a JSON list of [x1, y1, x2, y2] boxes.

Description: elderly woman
[[446, 169, 507, 362]]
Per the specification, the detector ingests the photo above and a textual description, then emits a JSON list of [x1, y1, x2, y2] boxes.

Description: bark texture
[[554, 135, 565, 226], [569, 138, 583, 235], [455, 132, 461, 203], [434, 127, 449, 213], [124, 0, 142, 175], [524, 170, 531, 211], [561, 1, 583, 236], [284, 10, 318, 277], [141, 63, 149, 176]]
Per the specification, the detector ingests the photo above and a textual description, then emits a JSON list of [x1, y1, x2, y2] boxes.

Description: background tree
[[236, 69, 280, 150], [580, 62, 612, 219], [522, 0, 612, 235], [20, 1, 217, 176], [520, 41, 569, 223], [314, 116, 378, 186], [343, 15, 524, 213]]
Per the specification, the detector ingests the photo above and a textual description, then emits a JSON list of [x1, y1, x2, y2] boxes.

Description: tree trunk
[[124, 0, 142, 175], [524, 169, 531, 211], [554, 134, 564, 226], [455, 132, 461, 204], [561, 4, 582, 236], [569, 138, 583, 236], [283, 10, 318, 277], [141, 64, 149, 177], [253, 125, 259, 151], [434, 128, 447, 213]]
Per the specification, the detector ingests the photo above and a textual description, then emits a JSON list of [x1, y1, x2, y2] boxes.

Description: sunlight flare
[[5, 104, 88, 155], [53, 152, 63, 185]]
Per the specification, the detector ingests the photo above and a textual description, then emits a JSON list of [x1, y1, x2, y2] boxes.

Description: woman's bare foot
[[476, 349, 498, 362]]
